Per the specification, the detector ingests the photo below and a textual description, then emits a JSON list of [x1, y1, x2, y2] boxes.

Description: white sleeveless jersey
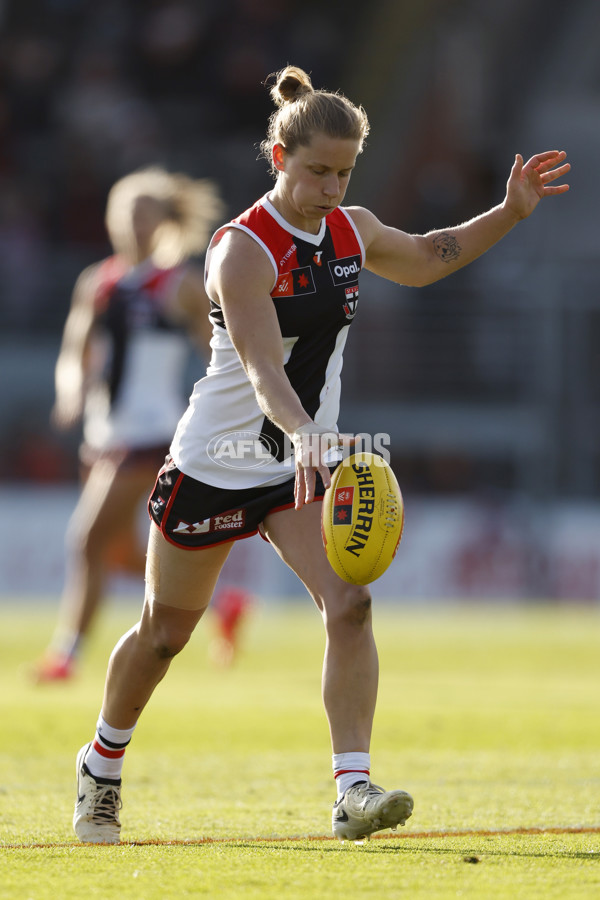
[[83, 257, 190, 451], [170, 195, 364, 489]]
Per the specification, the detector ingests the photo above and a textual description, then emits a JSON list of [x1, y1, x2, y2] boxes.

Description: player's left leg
[[261, 502, 413, 839], [263, 501, 377, 752]]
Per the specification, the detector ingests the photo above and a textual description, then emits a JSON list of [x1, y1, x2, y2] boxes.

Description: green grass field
[[1, 599, 599, 898]]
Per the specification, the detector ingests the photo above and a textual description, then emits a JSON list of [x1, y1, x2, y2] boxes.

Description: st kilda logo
[[343, 284, 359, 320]]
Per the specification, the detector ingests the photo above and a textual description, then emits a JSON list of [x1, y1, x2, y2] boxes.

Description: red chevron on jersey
[[209, 197, 363, 293], [94, 256, 129, 311], [94, 255, 179, 312]]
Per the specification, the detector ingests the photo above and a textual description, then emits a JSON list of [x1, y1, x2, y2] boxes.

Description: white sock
[[333, 752, 371, 799], [84, 715, 136, 782]]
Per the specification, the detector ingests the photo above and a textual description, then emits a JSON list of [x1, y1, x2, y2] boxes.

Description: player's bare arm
[[207, 230, 337, 505], [52, 263, 99, 429], [207, 229, 311, 438], [349, 150, 570, 288]]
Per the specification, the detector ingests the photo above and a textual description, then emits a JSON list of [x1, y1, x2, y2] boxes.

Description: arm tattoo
[[433, 232, 461, 263]]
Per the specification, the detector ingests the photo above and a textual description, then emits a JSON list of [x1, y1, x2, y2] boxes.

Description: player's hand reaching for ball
[[504, 150, 570, 221], [291, 423, 355, 509]]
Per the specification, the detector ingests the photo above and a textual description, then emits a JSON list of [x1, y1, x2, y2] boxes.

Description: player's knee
[[148, 621, 192, 659], [326, 584, 372, 631], [348, 586, 372, 626], [139, 605, 194, 659]]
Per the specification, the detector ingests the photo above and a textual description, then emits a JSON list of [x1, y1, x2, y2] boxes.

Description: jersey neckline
[[262, 194, 328, 246]]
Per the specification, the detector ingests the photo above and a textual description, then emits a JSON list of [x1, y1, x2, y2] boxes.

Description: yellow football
[[321, 452, 404, 585]]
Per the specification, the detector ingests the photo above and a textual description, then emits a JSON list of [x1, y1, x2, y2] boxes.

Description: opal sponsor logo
[[329, 255, 361, 285]]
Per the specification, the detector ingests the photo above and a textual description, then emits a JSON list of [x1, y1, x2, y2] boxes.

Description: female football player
[[73, 66, 569, 843]]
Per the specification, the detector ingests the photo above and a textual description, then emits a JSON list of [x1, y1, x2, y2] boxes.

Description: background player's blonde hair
[[105, 167, 225, 268], [260, 66, 370, 178]]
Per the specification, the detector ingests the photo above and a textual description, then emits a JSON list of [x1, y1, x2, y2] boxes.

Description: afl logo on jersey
[[329, 255, 361, 285]]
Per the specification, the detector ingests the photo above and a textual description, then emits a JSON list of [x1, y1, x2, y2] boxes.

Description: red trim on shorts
[[158, 470, 185, 541], [93, 739, 126, 759], [147, 460, 171, 522]]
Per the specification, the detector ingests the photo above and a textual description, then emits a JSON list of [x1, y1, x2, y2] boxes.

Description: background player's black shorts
[[148, 456, 330, 549]]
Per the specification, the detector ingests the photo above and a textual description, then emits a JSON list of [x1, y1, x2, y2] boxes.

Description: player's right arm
[[206, 229, 334, 506], [52, 264, 99, 430]]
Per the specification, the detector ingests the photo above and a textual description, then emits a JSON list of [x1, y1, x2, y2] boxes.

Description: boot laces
[[90, 784, 122, 824]]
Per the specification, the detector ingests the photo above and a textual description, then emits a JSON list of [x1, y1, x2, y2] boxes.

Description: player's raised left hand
[[504, 150, 570, 220]]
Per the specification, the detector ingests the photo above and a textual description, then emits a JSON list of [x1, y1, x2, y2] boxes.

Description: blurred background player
[[34, 167, 252, 682]]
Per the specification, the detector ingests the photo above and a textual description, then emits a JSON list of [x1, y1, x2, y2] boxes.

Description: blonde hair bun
[[270, 65, 314, 107], [260, 65, 370, 178]]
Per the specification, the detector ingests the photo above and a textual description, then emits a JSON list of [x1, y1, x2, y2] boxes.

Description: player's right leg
[[74, 524, 231, 843], [35, 455, 154, 682]]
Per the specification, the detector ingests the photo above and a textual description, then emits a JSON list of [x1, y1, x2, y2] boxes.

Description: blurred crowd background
[[0, 0, 598, 599]]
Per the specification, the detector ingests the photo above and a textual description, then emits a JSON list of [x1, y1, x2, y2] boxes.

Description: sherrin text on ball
[[321, 452, 404, 585]]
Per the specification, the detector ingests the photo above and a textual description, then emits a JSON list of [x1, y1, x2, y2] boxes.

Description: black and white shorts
[[148, 456, 330, 549]]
